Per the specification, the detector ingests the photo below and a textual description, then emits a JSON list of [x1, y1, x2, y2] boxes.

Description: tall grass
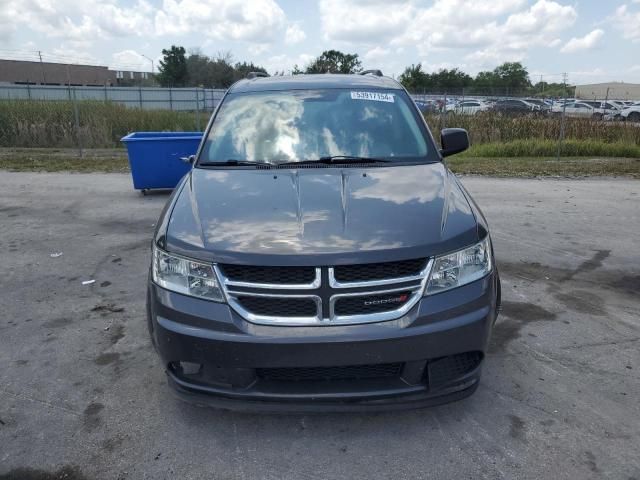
[[0, 100, 207, 148], [463, 139, 640, 158], [1, 100, 639, 155], [425, 112, 640, 146]]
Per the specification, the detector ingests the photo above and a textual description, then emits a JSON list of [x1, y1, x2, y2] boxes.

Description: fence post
[[556, 74, 568, 160], [104, 84, 108, 103], [441, 92, 447, 131], [195, 89, 201, 131], [169, 87, 173, 111], [139, 86, 143, 109], [72, 88, 84, 159]]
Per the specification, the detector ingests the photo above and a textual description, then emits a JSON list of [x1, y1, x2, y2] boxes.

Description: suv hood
[[163, 163, 480, 265]]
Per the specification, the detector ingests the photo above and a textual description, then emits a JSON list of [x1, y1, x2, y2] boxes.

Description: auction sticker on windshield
[[350, 91, 395, 103]]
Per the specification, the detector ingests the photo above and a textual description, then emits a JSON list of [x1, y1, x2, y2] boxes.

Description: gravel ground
[[0, 172, 638, 480]]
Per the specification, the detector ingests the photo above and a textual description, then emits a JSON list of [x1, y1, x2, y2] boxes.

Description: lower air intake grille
[[257, 363, 404, 382], [334, 291, 412, 316], [334, 258, 427, 282], [236, 296, 317, 317], [427, 352, 483, 389], [219, 264, 316, 285]]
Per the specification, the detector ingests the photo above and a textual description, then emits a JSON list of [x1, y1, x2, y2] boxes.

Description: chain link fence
[[407, 87, 639, 159], [0, 84, 638, 159], [0, 84, 226, 111]]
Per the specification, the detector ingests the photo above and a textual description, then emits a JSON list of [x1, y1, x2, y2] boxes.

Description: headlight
[[425, 236, 492, 295], [152, 246, 224, 302]]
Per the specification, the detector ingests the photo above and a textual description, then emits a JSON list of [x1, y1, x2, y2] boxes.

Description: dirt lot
[[0, 172, 638, 480]]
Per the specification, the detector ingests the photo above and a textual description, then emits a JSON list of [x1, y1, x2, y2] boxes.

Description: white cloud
[[319, 0, 414, 43], [560, 29, 604, 53], [155, 0, 286, 42], [609, 4, 640, 43], [319, 0, 576, 70], [261, 53, 315, 74], [49, 47, 100, 65], [0, 0, 156, 45], [0, 0, 286, 46], [0, 0, 17, 41], [364, 46, 390, 61], [111, 50, 150, 70], [285, 23, 306, 44], [248, 43, 270, 56]]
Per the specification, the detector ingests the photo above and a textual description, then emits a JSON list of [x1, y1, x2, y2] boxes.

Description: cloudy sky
[[1, 0, 639, 85]]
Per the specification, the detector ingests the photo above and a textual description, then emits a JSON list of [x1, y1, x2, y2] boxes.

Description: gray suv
[[147, 72, 501, 411]]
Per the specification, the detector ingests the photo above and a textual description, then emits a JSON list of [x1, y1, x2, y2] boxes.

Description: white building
[[575, 82, 640, 101]]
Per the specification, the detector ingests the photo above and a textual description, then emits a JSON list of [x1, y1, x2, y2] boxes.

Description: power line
[[0, 49, 151, 72]]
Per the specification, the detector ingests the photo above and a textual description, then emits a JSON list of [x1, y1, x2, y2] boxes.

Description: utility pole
[[141, 55, 154, 73], [556, 72, 568, 161], [141, 54, 154, 85], [38, 50, 46, 84]]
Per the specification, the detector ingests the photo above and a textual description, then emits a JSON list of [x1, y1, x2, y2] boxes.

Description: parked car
[[414, 99, 439, 114], [609, 100, 628, 110], [147, 72, 501, 411], [551, 101, 596, 118], [620, 103, 640, 123], [523, 98, 551, 114], [580, 100, 621, 119], [492, 98, 537, 115], [446, 100, 491, 115]]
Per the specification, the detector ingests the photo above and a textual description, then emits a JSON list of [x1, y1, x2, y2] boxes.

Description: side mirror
[[180, 154, 196, 165], [440, 128, 469, 157]]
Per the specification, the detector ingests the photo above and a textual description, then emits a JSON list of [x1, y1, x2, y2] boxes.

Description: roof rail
[[246, 71, 269, 79], [359, 69, 383, 77]]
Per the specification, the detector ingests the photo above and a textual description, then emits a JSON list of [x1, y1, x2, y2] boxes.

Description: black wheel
[[628, 112, 640, 123]]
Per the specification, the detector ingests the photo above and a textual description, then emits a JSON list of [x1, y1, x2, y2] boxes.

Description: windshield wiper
[[277, 156, 392, 167], [318, 155, 392, 164], [198, 159, 271, 167]]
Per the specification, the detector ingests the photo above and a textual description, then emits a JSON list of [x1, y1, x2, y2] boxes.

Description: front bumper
[[147, 271, 499, 412]]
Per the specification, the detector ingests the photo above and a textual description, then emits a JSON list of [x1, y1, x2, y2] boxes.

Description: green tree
[[305, 50, 362, 74], [430, 68, 473, 91], [492, 62, 531, 91], [232, 61, 268, 82], [185, 50, 212, 87], [184, 50, 268, 88], [473, 70, 500, 94], [157, 45, 188, 87], [531, 81, 575, 98], [399, 64, 429, 91]]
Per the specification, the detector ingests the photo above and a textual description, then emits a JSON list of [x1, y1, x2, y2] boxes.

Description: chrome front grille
[[332, 258, 426, 283], [218, 264, 319, 288], [216, 259, 432, 326]]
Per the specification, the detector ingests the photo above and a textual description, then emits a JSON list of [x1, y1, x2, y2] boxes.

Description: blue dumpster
[[121, 132, 203, 191]]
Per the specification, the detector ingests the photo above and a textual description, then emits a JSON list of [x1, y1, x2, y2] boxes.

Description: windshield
[[199, 89, 430, 165]]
